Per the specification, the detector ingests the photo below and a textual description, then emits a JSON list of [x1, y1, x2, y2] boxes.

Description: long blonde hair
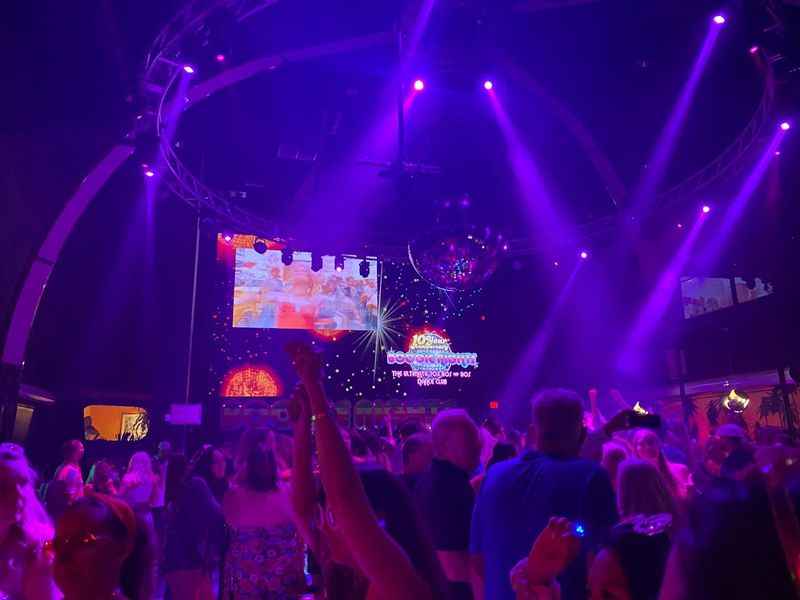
[[617, 458, 676, 518], [0, 443, 53, 544]]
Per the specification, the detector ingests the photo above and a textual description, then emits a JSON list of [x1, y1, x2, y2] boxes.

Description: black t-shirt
[[414, 458, 475, 551]]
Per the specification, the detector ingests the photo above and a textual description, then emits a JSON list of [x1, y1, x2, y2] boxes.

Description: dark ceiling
[[2, 0, 799, 399]]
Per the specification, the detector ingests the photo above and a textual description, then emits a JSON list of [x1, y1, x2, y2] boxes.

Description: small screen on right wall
[[734, 277, 774, 304]]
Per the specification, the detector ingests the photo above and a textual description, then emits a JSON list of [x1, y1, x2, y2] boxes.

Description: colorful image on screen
[[233, 249, 379, 330], [680, 276, 734, 319]]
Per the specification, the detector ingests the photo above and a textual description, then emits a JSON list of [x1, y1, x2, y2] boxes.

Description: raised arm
[[287, 343, 433, 600], [288, 384, 320, 551]]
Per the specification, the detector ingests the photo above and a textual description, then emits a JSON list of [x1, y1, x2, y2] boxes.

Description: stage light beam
[[483, 80, 494, 91], [702, 204, 711, 214], [780, 121, 791, 131], [413, 79, 425, 91], [713, 15, 726, 25], [580, 250, 589, 260], [183, 64, 195, 74]]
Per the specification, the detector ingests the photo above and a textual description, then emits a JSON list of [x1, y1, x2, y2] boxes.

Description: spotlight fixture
[[311, 253, 323, 272], [553, 261, 560, 267], [281, 248, 293, 266], [359, 258, 370, 278], [483, 80, 494, 91], [712, 14, 726, 25], [413, 79, 425, 91], [253, 238, 268, 254], [334, 255, 345, 272], [579, 250, 589, 260], [702, 205, 711, 214], [677, 223, 684, 229], [775, 151, 781, 156], [183, 64, 196, 74], [143, 167, 155, 178], [749, 45, 759, 54], [780, 121, 791, 131], [215, 54, 226, 63]]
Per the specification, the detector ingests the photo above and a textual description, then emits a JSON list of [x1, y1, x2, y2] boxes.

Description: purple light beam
[[498, 263, 582, 419], [696, 129, 786, 272], [629, 24, 722, 217], [488, 92, 573, 248], [617, 215, 707, 375]]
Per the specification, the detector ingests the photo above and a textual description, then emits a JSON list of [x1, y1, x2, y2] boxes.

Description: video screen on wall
[[680, 276, 734, 319], [233, 249, 379, 331]]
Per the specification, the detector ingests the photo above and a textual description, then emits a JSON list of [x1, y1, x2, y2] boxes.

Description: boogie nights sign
[[387, 331, 478, 386]]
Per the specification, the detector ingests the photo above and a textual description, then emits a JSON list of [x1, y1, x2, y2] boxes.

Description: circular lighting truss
[[138, 0, 782, 259], [139, 0, 396, 241], [655, 65, 776, 208], [141, 0, 284, 238]]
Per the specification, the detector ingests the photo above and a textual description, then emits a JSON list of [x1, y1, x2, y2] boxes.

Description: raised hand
[[285, 341, 323, 384], [527, 517, 581, 586]]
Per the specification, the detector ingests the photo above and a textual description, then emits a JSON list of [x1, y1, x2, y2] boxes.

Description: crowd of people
[[2, 343, 800, 599]]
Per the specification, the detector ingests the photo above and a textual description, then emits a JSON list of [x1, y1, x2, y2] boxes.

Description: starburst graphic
[[354, 296, 405, 380]]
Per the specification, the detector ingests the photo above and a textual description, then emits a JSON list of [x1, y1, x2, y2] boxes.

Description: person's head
[[126, 451, 153, 478], [62, 439, 84, 465], [87, 460, 118, 495], [0, 443, 53, 543], [241, 446, 278, 492], [320, 468, 446, 597], [157, 441, 172, 461], [715, 424, 749, 458], [236, 428, 272, 469], [190, 445, 227, 484], [402, 433, 433, 476], [486, 442, 517, 471], [54, 494, 155, 600], [529, 389, 586, 458], [617, 458, 676, 518], [601, 441, 629, 490], [431, 409, 481, 473], [633, 429, 663, 463], [661, 479, 796, 600]]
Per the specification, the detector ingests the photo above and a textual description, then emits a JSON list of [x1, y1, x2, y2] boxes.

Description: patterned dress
[[223, 523, 305, 599]]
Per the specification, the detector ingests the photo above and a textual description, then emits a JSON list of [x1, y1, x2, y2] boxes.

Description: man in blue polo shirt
[[470, 389, 618, 600]]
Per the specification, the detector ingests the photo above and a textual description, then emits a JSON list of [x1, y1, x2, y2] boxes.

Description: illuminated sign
[[220, 364, 282, 397], [387, 330, 478, 386]]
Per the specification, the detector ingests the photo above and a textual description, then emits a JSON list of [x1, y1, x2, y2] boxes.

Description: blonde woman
[[0, 443, 58, 599]]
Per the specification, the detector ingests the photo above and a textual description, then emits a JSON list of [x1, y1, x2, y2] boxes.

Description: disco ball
[[408, 225, 505, 292]]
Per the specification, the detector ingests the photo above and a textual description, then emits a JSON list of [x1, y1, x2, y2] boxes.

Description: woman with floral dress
[[222, 441, 305, 599]]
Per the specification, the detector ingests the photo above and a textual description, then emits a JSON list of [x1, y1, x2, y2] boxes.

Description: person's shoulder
[[480, 453, 529, 489]]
